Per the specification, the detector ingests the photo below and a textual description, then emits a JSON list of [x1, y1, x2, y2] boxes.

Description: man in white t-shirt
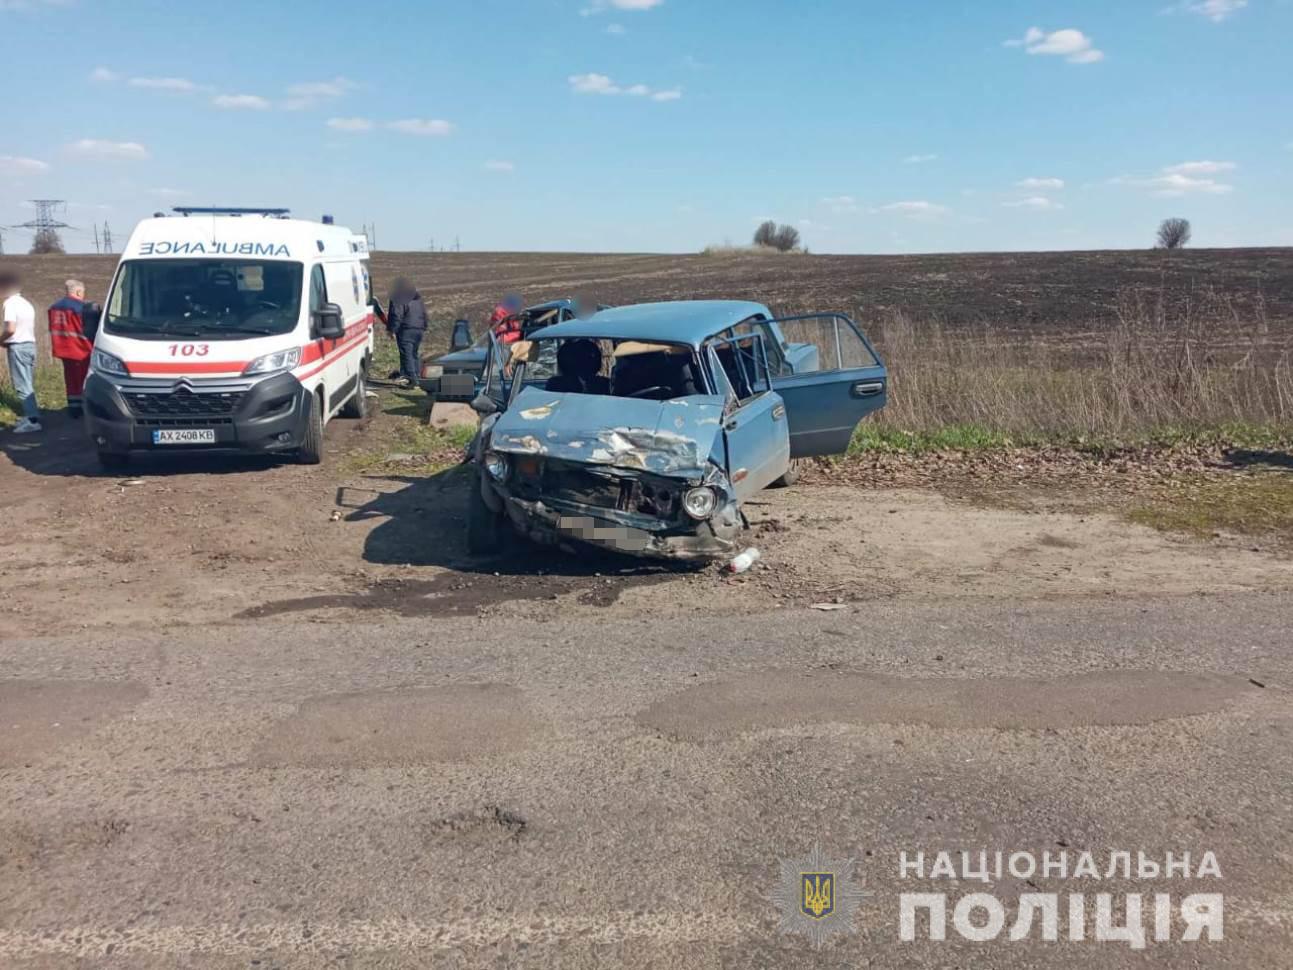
[[1, 270, 41, 433]]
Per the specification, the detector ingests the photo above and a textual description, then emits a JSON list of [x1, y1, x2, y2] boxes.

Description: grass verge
[[1128, 475, 1293, 540]]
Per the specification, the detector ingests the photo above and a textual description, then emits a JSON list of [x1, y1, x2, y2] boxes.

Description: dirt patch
[[0, 680, 149, 767], [637, 670, 1256, 740], [251, 684, 537, 767], [424, 806, 528, 845]]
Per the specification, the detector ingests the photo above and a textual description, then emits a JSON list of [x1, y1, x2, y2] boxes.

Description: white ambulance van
[[83, 206, 375, 468]]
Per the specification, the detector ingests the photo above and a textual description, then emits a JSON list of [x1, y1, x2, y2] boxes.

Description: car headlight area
[[682, 485, 718, 520], [485, 452, 510, 482]]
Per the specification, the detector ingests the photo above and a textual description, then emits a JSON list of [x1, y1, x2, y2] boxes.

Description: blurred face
[[71, 286, 85, 300]]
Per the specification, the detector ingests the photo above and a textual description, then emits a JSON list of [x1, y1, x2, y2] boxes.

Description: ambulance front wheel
[[297, 391, 325, 465], [97, 450, 130, 471]]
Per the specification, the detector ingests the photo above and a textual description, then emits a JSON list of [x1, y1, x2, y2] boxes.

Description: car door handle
[[852, 381, 884, 398], [724, 419, 739, 431]]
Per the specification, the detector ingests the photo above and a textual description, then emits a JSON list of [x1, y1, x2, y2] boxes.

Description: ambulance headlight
[[683, 486, 717, 520], [90, 348, 129, 377], [243, 347, 302, 376], [484, 451, 509, 482]]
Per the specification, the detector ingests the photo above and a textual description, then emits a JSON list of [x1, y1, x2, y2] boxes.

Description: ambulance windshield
[[106, 259, 304, 339]]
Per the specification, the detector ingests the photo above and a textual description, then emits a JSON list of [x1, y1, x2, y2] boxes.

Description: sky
[[1, 0, 1290, 254]]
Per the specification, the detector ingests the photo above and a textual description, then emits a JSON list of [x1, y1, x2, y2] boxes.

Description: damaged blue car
[[465, 300, 887, 561]]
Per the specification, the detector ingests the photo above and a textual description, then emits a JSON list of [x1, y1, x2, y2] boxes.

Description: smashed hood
[[490, 386, 726, 477]]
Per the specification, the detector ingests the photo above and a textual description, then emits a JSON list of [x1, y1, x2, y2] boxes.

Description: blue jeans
[[396, 327, 424, 382], [5, 343, 38, 420]]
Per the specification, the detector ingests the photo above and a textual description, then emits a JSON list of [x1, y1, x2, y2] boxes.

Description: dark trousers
[[396, 327, 424, 382]]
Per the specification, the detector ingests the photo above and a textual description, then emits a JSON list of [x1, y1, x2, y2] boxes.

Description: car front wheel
[[466, 474, 507, 554]]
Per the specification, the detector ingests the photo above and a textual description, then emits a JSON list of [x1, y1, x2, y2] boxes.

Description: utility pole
[[102, 222, 114, 253], [93, 223, 101, 254], [429, 237, 435, 252], [0, 228, 5, 255], [454, 236, 460, 253]]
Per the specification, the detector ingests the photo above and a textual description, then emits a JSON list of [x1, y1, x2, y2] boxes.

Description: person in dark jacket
[[386, 278, 428, 386]]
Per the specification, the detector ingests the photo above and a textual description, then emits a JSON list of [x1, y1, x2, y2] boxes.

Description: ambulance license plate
[[152, 429, 216, 445]]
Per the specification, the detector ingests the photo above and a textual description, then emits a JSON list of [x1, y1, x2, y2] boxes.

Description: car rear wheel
[[297, 391, 325, 465], [340, 369, 368, 419], [466, 474, 507, 554]]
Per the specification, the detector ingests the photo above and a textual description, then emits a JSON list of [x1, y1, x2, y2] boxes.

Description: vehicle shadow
[[2, 409, 292, 479], [342, 466, 695, 579], [1221, 448, 1293, 471]]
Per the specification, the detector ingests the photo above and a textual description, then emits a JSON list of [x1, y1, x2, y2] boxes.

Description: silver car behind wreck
[[465, 300, 888, 562]]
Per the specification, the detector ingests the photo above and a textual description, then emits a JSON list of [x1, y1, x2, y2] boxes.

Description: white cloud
[[876, 201, 950, 219], [485, 160, 515, 172], [387, 118, 454, 136], [67, 139, 149, 161], [283, 76, 357, 109], [581, 0, 663, 13], [1183, 0, 1247, 21], [569, 72, 619, 94], [89, 66, 120, 83], [568, 73, 680, 100], [287, 76, 355, 100], [1114, 162, 1237, 196], [1163, 160, 1237, 176], [212, 93, 271, 110], [326, 117, 374, 132], [1005, 26, 1104, 64], [904, 153, 937, 164], [0, 155, 50, 175], [606, 23, 626, 34], [1004, 196, 1064, 210], [128, 76, 197, 92], [1017, 177, 1065, 190]]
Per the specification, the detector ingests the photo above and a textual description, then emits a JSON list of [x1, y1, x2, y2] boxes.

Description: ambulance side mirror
[[314, 303, 345, 340]]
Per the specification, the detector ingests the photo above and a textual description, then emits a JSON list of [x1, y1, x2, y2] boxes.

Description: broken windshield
[[510, 337, 709, 404]]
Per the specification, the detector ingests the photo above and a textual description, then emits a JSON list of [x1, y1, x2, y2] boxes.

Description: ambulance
[[83, 207, 375, 468]]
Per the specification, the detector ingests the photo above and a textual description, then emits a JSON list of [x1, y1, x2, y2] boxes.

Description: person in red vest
[[48, 279, 96, 419], [488, 293, 525, 345]]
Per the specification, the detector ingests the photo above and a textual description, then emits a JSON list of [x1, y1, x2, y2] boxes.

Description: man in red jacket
[[48, 280, 95, 419]]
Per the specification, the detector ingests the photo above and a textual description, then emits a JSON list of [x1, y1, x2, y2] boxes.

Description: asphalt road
[[2, 591, 1291, 968]]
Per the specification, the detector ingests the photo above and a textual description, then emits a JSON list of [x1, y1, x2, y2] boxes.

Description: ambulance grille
[[126, 388, 245, 417]]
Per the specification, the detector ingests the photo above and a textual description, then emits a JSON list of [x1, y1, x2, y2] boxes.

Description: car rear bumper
[[83, 371, 311, 456]]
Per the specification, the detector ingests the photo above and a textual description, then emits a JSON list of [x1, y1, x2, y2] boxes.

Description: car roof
[[525, 299, 574, 313], [527, 300, 771, 347]]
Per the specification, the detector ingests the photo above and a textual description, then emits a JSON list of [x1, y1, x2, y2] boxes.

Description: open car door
[[766, 313, 887, 458]]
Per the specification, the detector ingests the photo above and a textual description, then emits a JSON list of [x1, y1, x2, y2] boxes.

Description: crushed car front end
[[478, 390, 743, 561]]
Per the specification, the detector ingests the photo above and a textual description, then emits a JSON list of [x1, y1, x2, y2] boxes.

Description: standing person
[[386, 277, 428, 386], [488, 293, 525, 345], [48, 279, 95, 419], [0, 271, 40, 434]]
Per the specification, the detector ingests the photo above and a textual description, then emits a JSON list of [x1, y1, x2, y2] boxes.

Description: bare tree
[[771, 224, 801, 252], [1156, 218, 1191, 250], [29, 228, 66, 255], [752, 220, 802, 252], [752, 220, 778, 248]]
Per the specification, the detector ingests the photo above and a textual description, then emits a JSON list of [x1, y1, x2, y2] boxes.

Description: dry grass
[[867, 290, 1293, 442]]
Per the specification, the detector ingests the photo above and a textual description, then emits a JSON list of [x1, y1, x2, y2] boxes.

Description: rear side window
[[309, 265, 328, 314]]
